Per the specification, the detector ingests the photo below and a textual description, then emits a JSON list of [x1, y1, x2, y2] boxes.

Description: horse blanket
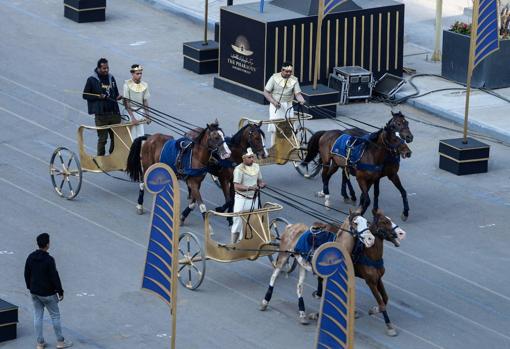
[[331, 134, 367, 164], [294, 229, 336, 262], [159, 137, 208, 177], [331, 133, 385, 172]]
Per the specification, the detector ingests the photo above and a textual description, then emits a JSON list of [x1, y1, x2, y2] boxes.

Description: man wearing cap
[[263, 61, 305, 146], [231, 148, 266, 243], [123, 64, 151, 140]]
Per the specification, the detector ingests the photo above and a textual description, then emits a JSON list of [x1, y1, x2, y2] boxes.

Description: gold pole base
[[431, 50, 441, 62]]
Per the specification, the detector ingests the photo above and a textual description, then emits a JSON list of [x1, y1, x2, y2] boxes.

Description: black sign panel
[[219, 10, 266, 90]]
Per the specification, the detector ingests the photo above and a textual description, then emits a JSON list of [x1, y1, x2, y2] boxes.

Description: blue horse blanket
[[294, 230, 336, 262], [159, 137, 208, 177], [331, 134, 367, 164]]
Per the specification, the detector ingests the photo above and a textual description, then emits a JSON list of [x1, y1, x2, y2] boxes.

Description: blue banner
[[474, 0, 499, 67], [324, 0, 347, 16], [312, 242, 355, 349], [142, 164, 180, 312]]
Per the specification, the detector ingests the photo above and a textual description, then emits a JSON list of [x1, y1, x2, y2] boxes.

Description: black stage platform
[[214, 0, 404, 105]]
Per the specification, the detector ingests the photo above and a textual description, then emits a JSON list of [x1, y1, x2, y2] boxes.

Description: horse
[[259, 210, 374, 325], [354, 210, 406, 336], [302, 113, 412, 217], [125, 120, 231, 222], [202, 122, 268, 224], [310, 210, 406, 335]]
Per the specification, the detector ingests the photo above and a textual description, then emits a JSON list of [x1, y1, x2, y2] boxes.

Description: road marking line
[[0, 177, 145, 248], [385, 279, 510, 342], [0, 74, 88, 116]]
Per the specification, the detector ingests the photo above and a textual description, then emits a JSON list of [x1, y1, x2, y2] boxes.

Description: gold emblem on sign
[[231, 35, 254, 56]]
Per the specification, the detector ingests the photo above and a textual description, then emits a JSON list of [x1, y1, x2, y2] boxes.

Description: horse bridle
[[247, 125, 265, 156], [343, 213, 370, 241], [205, 125, 228, 154], [372, 216, 400, 240]]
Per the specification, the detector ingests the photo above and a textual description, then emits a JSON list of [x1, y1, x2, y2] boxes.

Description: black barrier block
[[183, 41, 219, 74], [438, 138, 490, 175], [64, 0, 106, 23], [301, 84, 339, 119], [0, 299, 18, 343], [214, 22, 220, 42]]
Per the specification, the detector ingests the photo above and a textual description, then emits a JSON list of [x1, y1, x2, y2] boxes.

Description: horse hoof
[[324, 201, 331, 210], [312, 290, 322, 299], [259, 301, 268, 311], [308, 312, 319, 321], [354, 310, 361, 319], [298, 315, 310, 325], [316, 191, 325, 198], [343, 197, 350, 204], [368, 306, 380, 316], [136, 205, 144, 215], [386, 325, 398, 337], [179, 216, 186, 225], [401, 213, 408, 222]]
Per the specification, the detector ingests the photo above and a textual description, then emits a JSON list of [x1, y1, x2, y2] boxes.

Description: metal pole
[[431, 0, 443, 61], [463, 0, 480, 143], [313, 0, 325, 90], [204, 0, 209, 44]]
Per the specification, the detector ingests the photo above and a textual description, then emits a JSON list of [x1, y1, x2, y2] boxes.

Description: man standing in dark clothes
[[82, 57, 122, 156], [24, 233, 72, 349]]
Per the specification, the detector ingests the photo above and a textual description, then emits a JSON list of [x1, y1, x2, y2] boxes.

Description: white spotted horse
[[259, 210, 374, 325], [126, 120, 231, 222]]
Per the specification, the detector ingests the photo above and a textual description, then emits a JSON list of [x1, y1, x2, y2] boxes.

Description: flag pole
[[204, 0, 209, 44], [462, 0, 480, 144], [313, 0, 326, 90]]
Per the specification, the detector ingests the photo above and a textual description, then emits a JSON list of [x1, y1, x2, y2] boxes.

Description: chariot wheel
[[49, 147, 82, 200], [292, 127, 321, 179], [178, 232, 206, 290], [267, 217, 297, 273]]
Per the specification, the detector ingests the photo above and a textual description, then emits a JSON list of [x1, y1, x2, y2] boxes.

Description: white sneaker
[[36, 342, 47, 349], [56, 339, 73, 348]]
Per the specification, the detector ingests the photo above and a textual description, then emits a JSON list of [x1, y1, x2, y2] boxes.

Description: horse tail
[[126, 135, 147, 182], [302, 130, 325, 165]]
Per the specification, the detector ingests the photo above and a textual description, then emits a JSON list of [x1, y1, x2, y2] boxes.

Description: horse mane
[[230, 124, 250, 145], [194, 123, 220, 144], [230, 124, 265, 146]]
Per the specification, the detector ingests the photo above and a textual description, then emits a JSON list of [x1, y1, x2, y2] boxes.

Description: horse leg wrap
[[382, 310, 391, 324], [264, 286, 274, 302], [181, 206, 193, 219], [298, 297, 305, 312], [137, 190, 144, 205], [199, 204, 207, 219], [316, 277, 323, 298]]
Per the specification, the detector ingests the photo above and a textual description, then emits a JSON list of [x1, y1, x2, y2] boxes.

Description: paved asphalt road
[[1, 1, 509, 348]]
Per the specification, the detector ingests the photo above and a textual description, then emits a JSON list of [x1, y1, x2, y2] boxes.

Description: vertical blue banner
[[312, 242, 355, 349], [141, 163, 180, 349]]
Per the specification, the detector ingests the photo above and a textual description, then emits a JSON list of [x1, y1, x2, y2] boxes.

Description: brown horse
[[203, 122, 268, 224], [354, 210, 406, 336], [311, 210, 406, 335], [302, 118, 412, 217], [125, 120, 231, 222], [259, 211, 374, 325]]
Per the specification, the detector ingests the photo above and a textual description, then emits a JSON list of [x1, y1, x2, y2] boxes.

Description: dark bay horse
[[259, 211, 374, 325], [302, 119, 412, 216], [353, 210, 406, 336], [202, 122, 268, 222], [126, 120, 231, 223], [310, 210, 406, 335]]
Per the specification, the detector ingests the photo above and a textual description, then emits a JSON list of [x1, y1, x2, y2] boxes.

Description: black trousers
[[94, 113, 121, 156]]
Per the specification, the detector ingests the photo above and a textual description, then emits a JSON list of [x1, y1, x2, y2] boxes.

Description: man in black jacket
[[82, 57, 122, 156], [24, 233, 72, 349]]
